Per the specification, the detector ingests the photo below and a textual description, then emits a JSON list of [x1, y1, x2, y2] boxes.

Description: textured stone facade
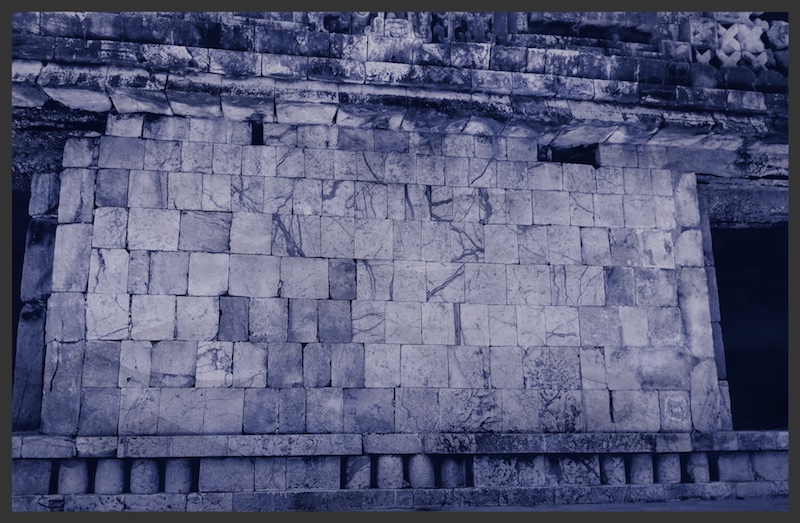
[[12, 11, 787, 512]]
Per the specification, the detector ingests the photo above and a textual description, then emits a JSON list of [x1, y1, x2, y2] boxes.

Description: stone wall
[[12, 12, 788, 512]]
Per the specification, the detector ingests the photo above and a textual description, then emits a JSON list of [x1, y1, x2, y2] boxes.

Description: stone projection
[[11, 12, 787, 511]]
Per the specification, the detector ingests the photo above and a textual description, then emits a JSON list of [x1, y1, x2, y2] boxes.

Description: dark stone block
[[578, 53, 610, 80], [40, 341, 85, 435], [12, 302, 47, 431], [607, 55, 638, 82], [78, 388, 121, 435], [98, 41, 144, 67], [12, 12, 39, 34], [256, 29, 329, 57], [40, 12, 85, 38], [12, 460, 53, 495], [604, 266, 635, 306], [756, 70, 788, 94], [20, 218, 57, 302], [414, 43, 450, 67], [221, 23, 254, 52], [219, 296, 249, 342], [307, 57, 366, 84], [328, 259, 356, 300], [422, 65, 471, 90], [12, 35, 55, 60], [95, 169, 129, 208], [490, 46, 527, 72], [722, 66, 756, 90], [373, 130, 409, 153], [637, 58, 666, 85], [639, 84, 676, 106], [120, 14, 172, 45], [84, 12, 123, 40], [675, 86, 726, 110], [689, 63, 719, 89], [665, 62, 691, 86], [54, 38, 102, 64], [318, 300, 352, 343]]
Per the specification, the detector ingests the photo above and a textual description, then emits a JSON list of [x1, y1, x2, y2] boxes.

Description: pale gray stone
[[538, 388, 582, 433], [128, 250, 149, 294], [618, 306, 649, 346], [82, 341, 121, 387], [478, 188, 508, 224], [230, 213, 271, 254], [271, 214, 320, 257], [254, 457, 286, 490], [364, 343, 400, 388], [319, 300, 352, 343], [400, 344, 448, 387], [569, 192, 594, 226], [506, 189, 533, 225], [92, 207, 128, 248], [355, 218, 393, 259], [376, 455, 404, 488], [675, 229, 704, 267], [242, 145, 277, 177], [181, 142, 213, 174], [307, 148, 336, 179], [306, 388, 344, 433], [204, 388, 244, 434], [547, 224, 581, 265], [128, 208, 180, 251], [86, 293, 130, 340], [292, 178, 322, 214], [200, 174, 232, 211], [351, 300, 386, 343], [177, 297, 219, 341], [212, 143, 242, 175], [544, 306, 580, 346], [551, 265, 605, 306], [148, 251, 188, 295], [344, 388, 394, 432], [654, 195, 677, 229], [280, 257, 328, 298], [322, 179, 355, 216], [233, 342, 267, 388], [465, 263, 506, 304], [439, 388, 501, 432], [187, 252, 229, 296], [118, 388, 160, 435], [448, 345, 490, 388], [421, 221, 451, 261], [288, 299, 318, 343], [489, 304, 517, 346], [506, 264, 550, 306], [130, 295, 175, 340], [392, 260, 426, 302], [395, 387, 439, 432], [229, 254, 280, 297], [459, 303, 490, 346], [422, 302, 456, 345], [593, 193, 625, 227], [267, 342, 303, 388], [118, 340, 152, 387], [640, 230, 675, 268], [354, 181, 387, 219], [532, 190, 569, 225], [392, 219, 421, 260], [518, 225, 549, 264], [52, 223, 93, 291], [501, 389, 540, 432], [356, 260, 393, 300], [659, 390, 692, 431], [128, 169, 168, 208], [46, 292, 86, 343], [88, 248, 129, 294], [385, 301, 422, 344], [144, 140, 182, 172], [578, 306, 621, 347], [450, 222, 484, 262], [249, 298, 288, 342], [320, 216, 355, 258], [483, 224, 517, 263], [178, 210, 231, 252], [488, 345, 523, 389], [516, 305, 546, 346], [58, 168, 95, 223], [429, 186, 453, 221], [150, 341, 197, 387], [579, 347, 607, 390], [199, 458, 253, 492], [231, 176, 264, 212], [612, 390, 660, 431], [303, 343, 331, 387], [262, 177, 293, 213], [580, 227, 611, 265]]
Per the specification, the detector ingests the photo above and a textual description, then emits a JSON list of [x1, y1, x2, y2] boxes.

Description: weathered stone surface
[[40, 341, 84, 435]]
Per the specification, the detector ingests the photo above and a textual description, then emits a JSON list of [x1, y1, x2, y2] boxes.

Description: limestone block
[[203, 388, 244, 434], [330, 343, 363, 387], [200, 458, 254, 492], [52, 223, 93, 291], [647, 307, 683, 346], [457, 303, 488, 345], [158, 388, 205, 434], [480, 225, 515, 264], [640, 230, 675, 269], [321, 179, 356, 218], [407, 454, 435, 488], [440, 388, 502, 432], [199, 174, 232, 211], [578, 306, 621, 347], [280, 257, 327, 299], [86, 293, 129, 340], [561, 164, 595, 193], [400, 344, 448, 387], [679, 268, 714, 358], [673, 172, 700, 228], [287, 299, 318, 343], [421, 221, 450, 262], [444, 157, 468, 187], [569, 192, 594, 226], [593, 193, 625, 227], [517, 225, 548, 264], [318, 216, 354, 258], [118, 340, 151, 387], [58, 168, 95, 223], [91, 208, 127, 250], [629, 454, 653, 484], [441, 457, 467, 487], [302, 343, 331, 387], [231, 342, 266, 388], [240, 145, 276, 177], [488, 305, 516, 346], [579, 347, 607, 390], [98, 136, 145, 170], [539, 389, 582, 433], [523, 346, 581, 389], [228, 254, 280, 297], [229, 213, 271, 254], [78, 387, 120, 435], [82, 341, 120, 387], [267, 342, 303, 388], [285, 457, 339, 490], [44, 292, 86, 343], [127, 208, 180, 251], [385, 302, 422, 344], [39, 341, 84, 436], [604, 266, 635, 306], [622, 167, 652, 195], [544, 306, 580, 346], [390, 260, 424, 302], [195, 341, 233, 386], [166, 172, 201, 211], [150, 341, 196, 387], [351, 300, 385, 343], [659, 391, 692, 431], [612, 390, 660, 431], [181, 142, 213, 176], [420, 302, 453, 345], [249, 298, 288, 342], [28, 172, 59, 218], [384, 152, 416, 185], [178, 210, 231, 252], [507, 264, 550, 306], [601, 455, 626, 485], [362, 343, 399, 388], [142, 115, 188, 141], [618, 306, 649, 347], [464, 263, 505, 305], [635, 268, 678, 306], [717, 452, 754, 482], [655, 454, 681, 484], [580, 227, 611, 266], [130, 295, 175, 340], [352, 181, 387, 219], [560, 455, 601, 485], [684, 452, 710, 483], [376, 455, 404, 489], [319, 301, 353, 343], [272, 214, 320, 257], [654, 196, 677, 230], [674, 229, 703, 267], [118, 388, 159, 435], [278, 389, 306, 433], [306, 387, 344, 433], [448, 346, 490, 388], [94, 459, 125, 494], [395, 387, 438, 432], [547, 225, 581, 266], [451, 187, 479, 223], [58, 459, 89, 494], [87, 248, 129, 295], [516, 305, 546, 346], [231, 175, 265, 213], [164, 458, 192, 493], [479, 188, 508, 224], [62, 137, 95, 168], [254, 457, 286, 490], [147, 251, 188, 295], [552, 265, 606, 306], [344, 388, 394, 432], [449, 223, 483, 264], [211, 143, 242, 175], [353, 219, 393, 260], [142, 141, 181, 174], [690, 359, 722, 431], [752, 451, 788, 481], [532, 190, 569, 225], [242, 388, 279, 433], [506, 190, 533, 225], [344, 455, 371, 490]]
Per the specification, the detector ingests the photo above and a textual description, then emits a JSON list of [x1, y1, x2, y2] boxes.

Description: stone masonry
[[12, 12, 788, 511]]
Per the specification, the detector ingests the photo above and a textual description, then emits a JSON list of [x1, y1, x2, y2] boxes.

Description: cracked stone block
[[538, 388, 582, 433], [451, 187, 480, 222], [82, 340, 120, 387], [500, 389, 540, 432], [385, 152, 417, 185], [385, 302, 422, 344], [52, 223, 93, 291], [354, 219, 393, 259], [364, 343, 400, 388], [124, 250, 149, 293], [249, 298, 288, 342], [92, 207, 128, 248], [58, 168, 95, 223], [612, 390, 660, 431], [267, 342, 302, 388], [459, 303, 490, 346], [401, 344, 448, 388], [129, 169, 168, 209], [489, 304, 517, 346], [217, 296, 249, 342], [395, 387, 439, 432], [327, 258, 355, 300], [356, 260, 394, 300], [228, 254, 280, 297], [547, 225, 581, 265], [562, 164, 596, 193], [200, 458, 253, 492], [322, 179, 356, 217], [518, 225, 549, 264], [648, 307, 683, 346], [569, 192, 594, 226], [353, 181, 388, 219], [272, 214, 320, 257], [286, 457, 339, 489], [516, 305, 546, 346], [593, 193, 625, 228], [477, 188, 507, 224], [230, 342, 266, 388], [254, 457, 287, 490], [275, 147, 304, 178], [118, 388, 159, 435], [181, 142, 213, 174], [278, 388, 307, 433], [640, 230, 675, 268], [579, 346, 607, 390], [319, 300, 352, 343], [86, 293, 130, 340], [560, 454, 601, 485], [303, 343, 331, 387], [551, 265, 605, 306], [306, 388, 344, 433], [46, 292, 86, 343], [622, 167, 653, 195], [532, 190, 569, 225], [230, 213, 271, 254], [148, 251, 188, 295], [201, 174, 232, 211], [88, 248, 129, 293], [130, 295, 175, 340], [78, 387, 120, 435], [320, 216, 355, 258], [421, 221, 450, 262], [465, 263, 506, 305], [178, 211, 231, 252], [241, 145, 277, 178], [242, 388, 279, 433], [629, 454, 654, 484], [623, 194, 657, 228], [351, 300, 385, 343], [118, 340, 152, 387], [448, 345, 490, 388], [204, 388, 244, 434], [211, 143, 242, 175], [523, 346, 581, 389], [176, 296, 220, 340], [128, 208, 180, 251], [580, 227, 611, 266], [439, 389, 502, 432], [280, 257, 328, 299], [482, 224, 516, 264], [544, 306, 580, 346], [150, 341, 197, 387], [40, 341, 84, 435], [232, 176, 265, 214], [344, 388, 394, 432], [167, 171, 202, 210], [655, 453, 681, 484], [506, 190, 533, 225], [578, 306, 621, 347], [344, 455, 371, 490], [506, 265, 550, 306]]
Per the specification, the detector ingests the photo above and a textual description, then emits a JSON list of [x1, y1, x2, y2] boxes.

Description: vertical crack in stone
[[453, 303, 462, 345]]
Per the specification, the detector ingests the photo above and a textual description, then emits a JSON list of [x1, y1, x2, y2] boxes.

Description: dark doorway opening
[[710, 223, 788, 430]]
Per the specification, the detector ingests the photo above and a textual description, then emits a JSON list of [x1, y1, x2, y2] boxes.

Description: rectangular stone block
[[150, 341, 196, 387], [267, 342, 303, 388], [400, 344, 448, 388], [196, 341, 233, 387], [58, 168, 95, 223], [86, 292, 130, 340], [249, 298, 288, 342], [130, 295, 175, 340], [178, 210, 231, 252], [306, 388, 344, 433], [98, 136, 145, 169], [319, 300, 352, 343], [280, 257, 328, 298], [52, 223, 93, 291], [118, 388, 160, 435], [204, 388, 244, 434], [385, 302, 422, 344], [228, 254, 279, 297], [242, 388, 279, 434], [344, 388, 394, 432], [45, 292, 85, 343], [439, 389, 502, 432], [364, 343, 400, 388], [285, 457, 340, 490], [40, 341, 84, 435], [78, 387, 120, 435], [200, 458, 254, 492]]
